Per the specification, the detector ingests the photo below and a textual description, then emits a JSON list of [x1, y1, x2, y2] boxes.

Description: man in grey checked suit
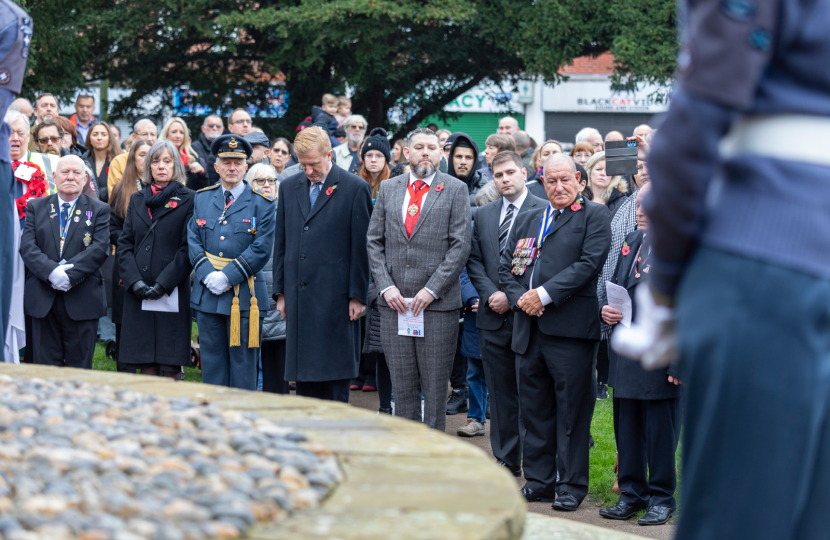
[[367, 128, 471, 431], [467, 151, 546, 475]]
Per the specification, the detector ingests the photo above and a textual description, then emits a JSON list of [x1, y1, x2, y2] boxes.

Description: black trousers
[[450, 321, 467, 389], [31, 294, 97, 369], [617, 398, 679, 509], [261, 339, 289, 394], [518, 321, 595, 502], [479, 319, 522, 468], [370, 352, 392, 409], [295, 378, 350, 403], [596, 338, 610, 386]]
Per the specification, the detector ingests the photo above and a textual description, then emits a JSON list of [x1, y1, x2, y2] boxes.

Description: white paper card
[[14, 164, 37, 182], [605, 281, 633, 328], [397, 298, 425, 337], [142, 287, 179, 313]]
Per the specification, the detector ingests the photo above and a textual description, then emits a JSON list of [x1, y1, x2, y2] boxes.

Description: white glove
[[204, 271, 231, 295], [48, 264, 74, 292], [611, 284, 677, 370]]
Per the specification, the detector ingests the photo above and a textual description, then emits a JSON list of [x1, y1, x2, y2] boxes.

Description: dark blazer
[[607, 230, 679, 400], [118, 184, 195, 366], [273, 163, 372, 381], [467, 191, 547, 331], [20, 193, 110, 320], [499, 198, 611, 355], [109, 210, 126, 325]]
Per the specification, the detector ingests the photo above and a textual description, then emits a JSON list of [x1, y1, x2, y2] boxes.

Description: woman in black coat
[[117, 140, 194, 378]]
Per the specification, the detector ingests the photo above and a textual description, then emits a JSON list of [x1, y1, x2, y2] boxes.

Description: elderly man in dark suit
[[273, 126, 372, 403], [367, 128, 471, 431], [500, 153, 611, 510], [467, 151, 546, 475], [599, 182, 680, 526], [19, 155, 110, 368]]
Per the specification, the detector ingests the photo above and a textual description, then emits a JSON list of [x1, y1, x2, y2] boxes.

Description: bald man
[[19, 155, 111, 369], [605, 131, 624, 143], [498, 116, 520, 135], [9, 97, 31, 118], [632, 124, 652, 139]]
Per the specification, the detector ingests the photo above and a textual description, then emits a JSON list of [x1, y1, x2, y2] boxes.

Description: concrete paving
[[346, 387, 676, 540]]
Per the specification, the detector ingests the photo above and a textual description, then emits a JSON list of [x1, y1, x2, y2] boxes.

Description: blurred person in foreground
[[614, 2, 830, 539]]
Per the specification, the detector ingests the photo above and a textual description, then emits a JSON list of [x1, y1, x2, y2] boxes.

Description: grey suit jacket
[[367, 171, 472, 311], [467, 191, 547, 331]]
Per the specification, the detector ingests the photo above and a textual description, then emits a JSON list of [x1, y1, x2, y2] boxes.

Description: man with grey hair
[[333, 114, 367, 174], [512, 130, 533, 170], [192, 115, 224, 188], [9, 97, 31, 118], [108, 117, 158, 193], [605, 130, 624, 143], [632, 124, 652, 140], [499, 152, 610, 510], [498, 116, 520, 135], [19, 154, 110, 369], [575, 127, 604, 152]]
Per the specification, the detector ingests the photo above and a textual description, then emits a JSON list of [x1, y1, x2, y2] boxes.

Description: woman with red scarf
[[117, 140, 194, 378], [159, 117, 207, 191]]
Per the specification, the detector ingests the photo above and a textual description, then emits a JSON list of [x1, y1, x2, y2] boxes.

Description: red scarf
[[13, 161, 48, 221], [180, 149, 189, 166]]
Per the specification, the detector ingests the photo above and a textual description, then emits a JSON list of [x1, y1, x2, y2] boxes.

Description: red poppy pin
[[621, 242, 630, 256], [197, 218, 206, 227], [326, 186, 335, 196], [570, 196, 583, 212], [435, 181, 445, 192], [165, 200, 178, 209]]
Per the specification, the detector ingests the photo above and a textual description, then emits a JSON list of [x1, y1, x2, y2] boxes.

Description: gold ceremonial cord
[[206, 252, 259, 348]]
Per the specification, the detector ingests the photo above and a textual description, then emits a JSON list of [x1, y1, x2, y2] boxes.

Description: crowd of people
[[7, 85, 676, 524]]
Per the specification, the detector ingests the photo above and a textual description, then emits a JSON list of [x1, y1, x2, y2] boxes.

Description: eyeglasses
[[253, 178, 278, 186], [271, 148, 290, 155], [37, 136, 61, 144], [232, 119, 253, 126]]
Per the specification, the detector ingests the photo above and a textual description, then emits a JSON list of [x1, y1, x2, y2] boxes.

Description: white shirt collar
[[408, 171, 436, 186], [547, 203, 564, 214], [57, 194, 79, 207], [503, 188, 528, 212]]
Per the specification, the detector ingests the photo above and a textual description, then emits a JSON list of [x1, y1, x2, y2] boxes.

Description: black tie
[[553, 209, 561, 223], [60, 202, 71, 231], [498, 204, 515, 253], [224, 191, 234, 206]]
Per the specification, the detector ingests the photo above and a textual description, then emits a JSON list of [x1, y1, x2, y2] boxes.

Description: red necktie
[[405, 180, 427, 238]]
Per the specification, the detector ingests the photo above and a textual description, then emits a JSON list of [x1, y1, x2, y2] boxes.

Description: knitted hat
[[361, 127, 391, 163]]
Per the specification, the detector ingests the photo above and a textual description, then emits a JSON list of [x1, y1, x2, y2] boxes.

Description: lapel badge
[[86, 220, 91, 226], [73, 216, 79, 222], [197, 218, 206, 227], [50, 203, 56, 213], [83, 232, 91, 247], [75, 209, 81, 215], [50, 213, 57, 219], [435, 181, 445, 192]]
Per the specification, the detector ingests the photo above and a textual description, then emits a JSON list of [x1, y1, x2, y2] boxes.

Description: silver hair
[[143, 140, 187, 185], [133, 118, 157, 133], [245, 162, 278, 182], [8, 98, 31, 113], [543, 152, 577, 175], [499, 116, 519, 129], [575, 127, 601, 144], [55, 155, 86, 174], [475, 180, 502, 207], [4, 110, 27, 128], [344, 114, 368, 129]]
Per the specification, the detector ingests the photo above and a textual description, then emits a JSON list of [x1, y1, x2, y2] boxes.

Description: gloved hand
[[204, 271, 231, 295], [48, 264, 74, 291], [131, 280, 154, 300], [611, 285, 677, 370], [145, 283, 166, 300]]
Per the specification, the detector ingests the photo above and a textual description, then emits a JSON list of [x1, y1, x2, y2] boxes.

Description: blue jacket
[[460, 268, 481, 359], [188, 181, 276, 315]]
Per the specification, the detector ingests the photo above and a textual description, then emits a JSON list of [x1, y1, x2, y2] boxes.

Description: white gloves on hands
[[611, 285, 677, 370], [204, 271, 231, 295], [48, 264, 74, 291]]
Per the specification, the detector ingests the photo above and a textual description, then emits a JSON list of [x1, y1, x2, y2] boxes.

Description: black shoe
[[551, 492, 579, 511], [597, 383, 609, 400], [496, 459, 522, 477], [638, 506, 675, 526], [599, 500, 647, 520], [589, 434, 595, 448], [486, 400, 491, 419], [520, 487, 555, 503], [446, 388, 468, 415], [378, 407, 393, 415]]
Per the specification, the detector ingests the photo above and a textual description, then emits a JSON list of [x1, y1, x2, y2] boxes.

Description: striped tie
[[498, 203, 515, 253]]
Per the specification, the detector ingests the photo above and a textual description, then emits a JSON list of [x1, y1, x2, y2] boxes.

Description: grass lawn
[[588, 389, 683, 519]]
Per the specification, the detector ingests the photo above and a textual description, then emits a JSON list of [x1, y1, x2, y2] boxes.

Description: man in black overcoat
[[467, 151, 546, 477], [599, 184, 680, 526], [499, 153, 611, 511], [273, 126, 372, 402], [19, 155, 110, 368]]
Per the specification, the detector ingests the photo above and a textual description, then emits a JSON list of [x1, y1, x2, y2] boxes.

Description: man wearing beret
[[187, 134, 276, 389], [244, 131, 270, 167]]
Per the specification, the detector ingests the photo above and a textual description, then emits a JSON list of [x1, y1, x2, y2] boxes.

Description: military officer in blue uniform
[[188, 134, 276, 390]]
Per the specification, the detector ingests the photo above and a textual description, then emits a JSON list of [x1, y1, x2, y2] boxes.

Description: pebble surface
[[0, 375, 341, 540]]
